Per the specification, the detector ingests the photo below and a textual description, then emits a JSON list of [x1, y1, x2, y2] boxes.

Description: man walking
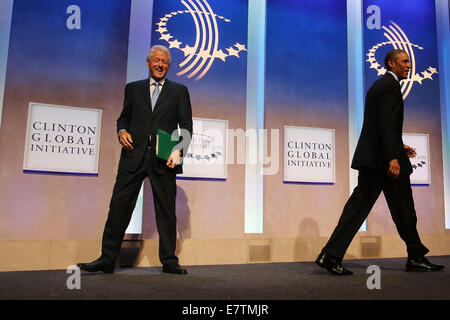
[[316, 49, 444, 275]]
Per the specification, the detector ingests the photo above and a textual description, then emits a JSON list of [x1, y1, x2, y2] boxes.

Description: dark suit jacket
[[351, 73, 412, 175], [116, 78, 193, 174]]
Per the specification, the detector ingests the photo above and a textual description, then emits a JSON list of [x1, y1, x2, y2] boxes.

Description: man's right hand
[[387, 159, 400, 179], [118, 130, 133, 150]]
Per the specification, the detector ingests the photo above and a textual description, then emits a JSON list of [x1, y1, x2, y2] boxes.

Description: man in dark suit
[[315, 49, 444, 275], [78, 45, 193, 274]]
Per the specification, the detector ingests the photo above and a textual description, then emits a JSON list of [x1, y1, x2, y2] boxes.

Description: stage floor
[[1, 256, 449, 300]]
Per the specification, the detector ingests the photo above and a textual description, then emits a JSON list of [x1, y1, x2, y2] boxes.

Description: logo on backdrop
[[402, 133, 431, 184], [284, 127, 335, 184], [23, 103, 102, 174], [154, 0, 247, 80], [366, 21, 438, 100], [411, 160, 427, 171], [185, 131, 224, 162]]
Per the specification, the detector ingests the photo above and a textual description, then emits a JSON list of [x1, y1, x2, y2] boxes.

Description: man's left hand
[[167, 150, 181, 168]]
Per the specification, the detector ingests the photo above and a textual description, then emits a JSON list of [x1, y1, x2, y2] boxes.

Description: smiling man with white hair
[[78, 45, 193, 275]]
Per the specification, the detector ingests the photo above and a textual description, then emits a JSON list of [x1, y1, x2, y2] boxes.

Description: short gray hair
[[147, 45, 171, 63]]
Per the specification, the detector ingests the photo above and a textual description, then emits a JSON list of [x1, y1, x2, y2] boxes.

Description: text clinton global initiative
[[287, 140, 332, 168], [29, 121, 96, 156]]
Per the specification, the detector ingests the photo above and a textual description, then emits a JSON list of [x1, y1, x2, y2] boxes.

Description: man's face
[[388, 51, 410, 81], [147, 49, 170, 81]]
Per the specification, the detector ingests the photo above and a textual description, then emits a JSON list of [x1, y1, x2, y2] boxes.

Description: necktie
[[151, 82, 160, 111]]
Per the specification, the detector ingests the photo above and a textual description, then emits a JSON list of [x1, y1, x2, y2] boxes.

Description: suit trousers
[[323, 168, 429, 261], [101, 148, 178, 266]]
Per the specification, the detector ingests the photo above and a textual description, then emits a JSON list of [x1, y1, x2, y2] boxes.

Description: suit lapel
[[139, 78, 152, 114]]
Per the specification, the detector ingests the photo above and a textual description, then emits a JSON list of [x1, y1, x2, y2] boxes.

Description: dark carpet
[[1, 256, 449, 301]]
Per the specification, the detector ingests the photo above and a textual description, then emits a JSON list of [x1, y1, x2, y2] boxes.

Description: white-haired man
[[78, 45, 193, 274]]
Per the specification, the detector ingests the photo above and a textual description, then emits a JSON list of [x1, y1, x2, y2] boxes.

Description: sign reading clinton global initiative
[[23, 103, 102, 174], [284, 126, 335, 183], [179, 118, 228, 179], [402, 133, 431, 185]]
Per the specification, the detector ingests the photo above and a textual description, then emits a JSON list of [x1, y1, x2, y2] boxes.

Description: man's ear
[[387, 59, 394, 69]]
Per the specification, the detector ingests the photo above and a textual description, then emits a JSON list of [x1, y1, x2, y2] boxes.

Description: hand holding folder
[[156, 128, 183, 167]]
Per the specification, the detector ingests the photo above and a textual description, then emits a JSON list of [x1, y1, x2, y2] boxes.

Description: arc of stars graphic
[[154, 2, 247, 80], [367, 41, 437, 80], [366, 22, 438, 100]]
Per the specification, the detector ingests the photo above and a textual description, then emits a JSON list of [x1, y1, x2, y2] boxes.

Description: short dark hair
[[384, 49, 405, 70]]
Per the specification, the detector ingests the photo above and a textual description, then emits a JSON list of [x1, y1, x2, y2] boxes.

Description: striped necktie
[[151, 82, 160, 111]]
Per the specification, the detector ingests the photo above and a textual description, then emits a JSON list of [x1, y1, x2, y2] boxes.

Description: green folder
[[156, 128, 182, 165]]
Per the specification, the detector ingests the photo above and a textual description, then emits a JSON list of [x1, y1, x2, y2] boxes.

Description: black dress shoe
[[162, 264, 188, 275], [315, 252, 353, 276], [77, 257, 115, 274], [406, 257, 445, 272]]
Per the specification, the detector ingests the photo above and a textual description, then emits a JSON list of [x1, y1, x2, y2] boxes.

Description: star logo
[[412, 161, 427, 170], [366, 21, 438, 100], [154, 0, 247, 80], [185, 131, 224, 163]]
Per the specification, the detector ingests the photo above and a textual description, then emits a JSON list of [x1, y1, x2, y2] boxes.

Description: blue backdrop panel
[[7, 0, 131, 94], [150, 0, 248, 107], [263, 0, 348, 235], [265, 0, 348, 117], [363, 0, 440, 115]]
